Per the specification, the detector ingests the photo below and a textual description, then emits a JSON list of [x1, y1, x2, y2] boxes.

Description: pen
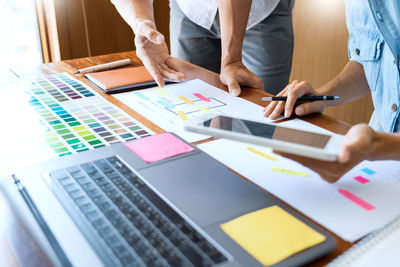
[[74, 58, 131, 74], [260, 95, 340, 101], [11, 174, 72, 267]]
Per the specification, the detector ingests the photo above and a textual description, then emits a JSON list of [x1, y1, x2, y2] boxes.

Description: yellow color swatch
[[156, 87, 168, 95], [272, 167, 309, 177], [46, 137, 58, 143], [72, 125, 86, 131], [246, 147, 276, 161], [221, 205, 326, 266], [179, 96, 194, 105], [197, 106, 212, 113], [45, 132, 56, 137], [178, 110, 188, 121], [77, 130, 91, 136]]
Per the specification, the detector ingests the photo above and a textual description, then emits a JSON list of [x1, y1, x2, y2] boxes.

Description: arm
[[111, 0, 185, 87], [263, 61, 371, 119], [340, 124, 400, 162], [111, 0, 154, 31], [279, 124, 400, 183], [218, 0, 263, 96]]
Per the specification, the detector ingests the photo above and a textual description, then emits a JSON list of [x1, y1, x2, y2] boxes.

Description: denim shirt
[[345, 0, 400, 133]]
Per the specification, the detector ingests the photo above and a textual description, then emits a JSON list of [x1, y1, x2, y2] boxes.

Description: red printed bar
[[338, 189, 375, 211], [193, 93, 211, 102]]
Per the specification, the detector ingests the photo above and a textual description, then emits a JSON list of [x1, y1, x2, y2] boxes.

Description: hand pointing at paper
[[111, 0, 186, 88], [133, 20, 186, 87]]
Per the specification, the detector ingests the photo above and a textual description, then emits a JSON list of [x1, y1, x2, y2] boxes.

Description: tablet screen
[[203, 116, 331, 148]]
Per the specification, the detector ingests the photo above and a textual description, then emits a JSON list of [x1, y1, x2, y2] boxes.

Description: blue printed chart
[[114, 79, 275, 142]]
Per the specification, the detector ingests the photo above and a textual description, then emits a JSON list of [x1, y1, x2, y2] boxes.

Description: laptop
[[1, 133, 336, 266]]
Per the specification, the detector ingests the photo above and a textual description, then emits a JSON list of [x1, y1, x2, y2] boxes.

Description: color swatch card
[[22, 73, 153, 158], [113, 79, 276, 143], [198, 119, 400, 242]]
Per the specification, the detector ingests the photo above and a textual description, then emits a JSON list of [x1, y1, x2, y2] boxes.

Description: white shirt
[[175, 0, 280, 30]]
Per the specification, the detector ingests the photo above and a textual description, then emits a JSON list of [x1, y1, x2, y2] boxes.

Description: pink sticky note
[[338, 189, 375, 211], [193, 93, 211, 102], [354, 176, 370, 184], [124, 132, 194, 163]]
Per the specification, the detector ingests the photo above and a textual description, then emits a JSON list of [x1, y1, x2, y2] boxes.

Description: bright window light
[[0, 0, 42, 69]]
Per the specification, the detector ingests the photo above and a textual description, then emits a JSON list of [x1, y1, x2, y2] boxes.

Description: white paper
[[113, 79, 275, 142], [197, 119, 400, 242]]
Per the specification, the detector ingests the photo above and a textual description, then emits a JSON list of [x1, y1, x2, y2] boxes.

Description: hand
[[338, 124, 376, 163], [220, 61, 264, 96], [263, 80, 326, 119], [276, 124, 376, 182], [134, 20, 186, 87]]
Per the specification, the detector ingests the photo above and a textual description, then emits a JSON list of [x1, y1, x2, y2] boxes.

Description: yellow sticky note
[[272, 167, 309, 177], [178, 110, 188, 121], [220, 205, 326, 266], [179, 96, 194, 105], [247, 147, 277, 161], [156, 87, 168, 95]]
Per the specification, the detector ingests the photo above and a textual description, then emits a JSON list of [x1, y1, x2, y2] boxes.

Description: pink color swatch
[[193, 93, 211, 102], [338, 189, 375, 211], [124, 132, 194, 163], [354, 176, 370, 184]]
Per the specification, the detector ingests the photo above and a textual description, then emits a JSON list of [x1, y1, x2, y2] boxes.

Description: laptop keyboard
[[49, 156, 228, 267]]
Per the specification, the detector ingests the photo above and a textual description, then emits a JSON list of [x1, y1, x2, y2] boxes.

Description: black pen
[[11, 174, 72, 267], [260, 95, 340, 101]]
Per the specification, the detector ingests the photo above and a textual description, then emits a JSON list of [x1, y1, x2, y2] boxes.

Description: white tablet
[[184, 115, 344, 161]]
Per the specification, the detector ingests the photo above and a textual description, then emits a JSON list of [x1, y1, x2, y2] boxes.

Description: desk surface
[[0, 51, 352, 267]]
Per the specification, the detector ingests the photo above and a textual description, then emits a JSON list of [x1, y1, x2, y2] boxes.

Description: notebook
[[328, 214, 400, 267], [85, 66, 157, 93]]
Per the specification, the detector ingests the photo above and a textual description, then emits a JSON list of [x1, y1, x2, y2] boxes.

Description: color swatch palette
[[32, 73, 95, 102], [25, 73, 153, 157]]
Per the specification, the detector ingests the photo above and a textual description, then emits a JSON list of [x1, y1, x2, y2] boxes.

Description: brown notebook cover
[[85, 66, 157, 93]]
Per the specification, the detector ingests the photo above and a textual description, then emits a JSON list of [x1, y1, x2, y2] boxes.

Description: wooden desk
[[0, 51, 352, 266]]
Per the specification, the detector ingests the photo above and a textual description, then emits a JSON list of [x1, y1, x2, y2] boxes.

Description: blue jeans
[[169, 0, 294, 95]]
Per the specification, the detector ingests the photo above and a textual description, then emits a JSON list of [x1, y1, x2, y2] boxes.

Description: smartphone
[[184, 115, 343, 161]]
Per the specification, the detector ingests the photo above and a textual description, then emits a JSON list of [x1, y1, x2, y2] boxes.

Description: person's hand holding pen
[[134, 20, 186, 87], [263, 80, 339, 119]]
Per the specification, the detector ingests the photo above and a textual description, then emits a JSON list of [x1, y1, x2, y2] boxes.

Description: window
[[0, 0, 42, 69]]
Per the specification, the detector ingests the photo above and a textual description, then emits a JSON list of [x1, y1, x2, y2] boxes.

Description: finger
[[338, 145, 351, 163], [263, 87, 288, 116], [159, 67, 185, 82], [160, 64, 186, 81], [227, 79, 241, 96], [283, 80, 301, 118], [165, 57, 187, 80], [294, 101, 325, 116], [283, 80, 309, 118], [263, 101, 279, 117], [136, 22, 164, 44], [145, 29, 164, 44], [264, 82, 293, 118], [141, 58, 165, 87], [269, 100, 286, 119]]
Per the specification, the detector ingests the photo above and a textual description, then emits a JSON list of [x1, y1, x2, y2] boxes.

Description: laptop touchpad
[[137, 152, 271, 227]]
